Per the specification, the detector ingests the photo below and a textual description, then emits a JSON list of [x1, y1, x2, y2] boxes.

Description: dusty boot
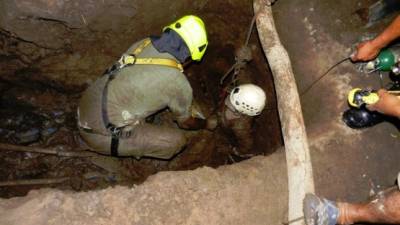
[[303, 193, 339, 225], [342, 107, 384, 129]]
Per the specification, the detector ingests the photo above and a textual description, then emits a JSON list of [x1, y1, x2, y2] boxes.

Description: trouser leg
[[80, 124, 187, 159], [118, 124, 187, 159]]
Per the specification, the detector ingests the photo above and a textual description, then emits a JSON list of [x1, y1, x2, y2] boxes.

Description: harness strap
[[100, 38, 183, 156], [110, 135, 120, 156], [122, 57, 183, 72], [101, 77, 121, 157], [119, 38, 183, 72], [132, 39, 152, 55]]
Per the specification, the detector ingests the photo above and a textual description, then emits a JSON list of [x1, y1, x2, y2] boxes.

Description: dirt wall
[[0, 0, 211, 92], [0, 150, 288, 225]]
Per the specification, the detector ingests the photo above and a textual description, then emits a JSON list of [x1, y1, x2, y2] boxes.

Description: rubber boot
[[342, 107, 384, 129]]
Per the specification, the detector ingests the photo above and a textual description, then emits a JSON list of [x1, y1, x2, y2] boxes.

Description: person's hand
[[367, 89, 400, 118], [351, 40, 381, 62], [206, 114, 218, 131]]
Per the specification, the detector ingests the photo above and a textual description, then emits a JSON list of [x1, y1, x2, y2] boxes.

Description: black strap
[[101, 73, 114, 129], [102, 69, 121, 157], [100, 43, 146, 156], [110, 136, 119, 157]]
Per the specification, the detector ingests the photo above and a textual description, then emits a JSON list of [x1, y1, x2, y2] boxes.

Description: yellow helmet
[[164, 15, 208, 61]]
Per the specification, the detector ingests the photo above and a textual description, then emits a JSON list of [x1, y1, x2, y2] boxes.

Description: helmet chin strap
[[151, 30, 190, 63]]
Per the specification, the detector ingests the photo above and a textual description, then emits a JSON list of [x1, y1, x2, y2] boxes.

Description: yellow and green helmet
[[164, 15, 208, 61]]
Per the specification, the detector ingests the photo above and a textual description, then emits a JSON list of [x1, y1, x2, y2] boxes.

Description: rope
[[219, 14, 257, 86], [245, 15, 257, 47]]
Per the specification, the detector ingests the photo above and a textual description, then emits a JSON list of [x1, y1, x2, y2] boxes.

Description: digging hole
[[0, 0, 282, 198]]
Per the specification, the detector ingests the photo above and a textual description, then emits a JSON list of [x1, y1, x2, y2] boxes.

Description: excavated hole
[[0, 0, 282, 198]]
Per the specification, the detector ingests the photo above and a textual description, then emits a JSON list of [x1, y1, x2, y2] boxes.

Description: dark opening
[[0, 0, 282, 198]]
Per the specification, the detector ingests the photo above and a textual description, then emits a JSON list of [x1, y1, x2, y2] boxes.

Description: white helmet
[[229, 84, 267, 116]]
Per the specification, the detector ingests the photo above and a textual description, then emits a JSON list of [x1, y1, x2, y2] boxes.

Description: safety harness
[[101, 38, 183, 156]]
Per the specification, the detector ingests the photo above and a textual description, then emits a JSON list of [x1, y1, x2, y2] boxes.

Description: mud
[[0, 0, 282, 198]]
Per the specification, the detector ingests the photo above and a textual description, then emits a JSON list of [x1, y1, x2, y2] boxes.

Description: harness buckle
[[119, 54, 137, 68], [107, 125, 133, 139], [107, 125, 122, 138]]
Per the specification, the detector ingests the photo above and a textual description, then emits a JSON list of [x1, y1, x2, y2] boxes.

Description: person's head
[[164, 15, 208, 61], [227, 84, 267, 116]]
